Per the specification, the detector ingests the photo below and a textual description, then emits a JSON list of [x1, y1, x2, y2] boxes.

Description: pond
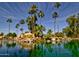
[[0, 39, 79, 57]]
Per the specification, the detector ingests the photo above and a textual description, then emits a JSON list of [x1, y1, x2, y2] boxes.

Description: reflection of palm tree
[[44, 43, 53, 56], [6, 42, 10, 54], [6, 18, 12, 33], [6, 42, 16, 54], [0, 41, 2, 48]]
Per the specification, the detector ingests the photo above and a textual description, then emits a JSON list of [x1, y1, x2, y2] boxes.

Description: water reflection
[[64, 40, 79, 56], [0, 39, 79, 57]]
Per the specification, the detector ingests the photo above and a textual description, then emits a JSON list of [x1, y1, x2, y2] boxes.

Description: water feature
[[0, 39, 79, 57]]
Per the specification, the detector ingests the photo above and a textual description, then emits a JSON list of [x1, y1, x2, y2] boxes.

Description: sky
[[0, 2, 79, 34]]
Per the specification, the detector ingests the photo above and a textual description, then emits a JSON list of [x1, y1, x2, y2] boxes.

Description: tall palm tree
[[52, 12, 58, 34], [20, 28, 23, 33], [26, 16, 32, 32], [53, 2, 61, 33], [6, 18, 12, 33], [27, 5, 45, 56], [27, 4, 44, 34], [15, 23, 20, 35]]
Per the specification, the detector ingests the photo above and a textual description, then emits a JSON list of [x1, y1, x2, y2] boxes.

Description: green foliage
[[6, 32, 17, 38], [6, 18, 12, 23], [15, 24, 20, 29], [20, 28, 24, 33], [38, 11, 44, 18], [26, 4, 45, 35], [28, 4, 37, 14], [63, 15, 79, 37], [34, 24, 45, 37], [44, 29, 53, 40], [54, 2, 61, 8], [20, 19, 25, 24], [52, 12, 58, 19], [55, 32, 64, 37]]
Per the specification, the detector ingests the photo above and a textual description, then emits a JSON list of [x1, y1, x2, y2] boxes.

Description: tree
[[38, 11, 44, 18], [0, 32, 4, 36], [6, 32, 17, 38], [28, 4, 37, 14], [15, 23, 20, 34], [67, 15, 78, 37], [52, 2, 61, 33], [0, 32, 4, 39], [34, 24, 45, 37], [55, 32, 64, 37], [26, 4, 45, 35], [63, 26, 73, 37], [12, 33, 17, 37], [44, 29, 53, 40], [6, 18, 12, 33], [54, 2, 61, 9], [26, 15, 37, 33], [20, 28, 23, 33], [63, 15, 79, 38], [52, 12, 58, 33], [20, 19, 25, 24]]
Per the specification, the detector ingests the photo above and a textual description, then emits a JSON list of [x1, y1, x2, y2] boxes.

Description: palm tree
[[34, 24, 45, 37], [27, 4, 44, 34], [6, 18, 12, 33], [38, 11, 44, 18], [26, 16, 32, 33], [28, 4, 37, 14], [0, 32, 4, 39], [15, 23, 20, 35], [66, 15, 78, 37], [53, 2, 61, 33], [20, 28, 23, 34], [27, 5, 45, 56], [52, 12, 58, 34], [54, 2, 61, 9], [20, 19, 25, 25]]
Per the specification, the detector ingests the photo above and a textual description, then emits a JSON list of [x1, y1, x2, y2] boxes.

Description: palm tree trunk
[[9, 23, 10, 33], [57, 22, 59, 32], [54, 18, 56, 36]]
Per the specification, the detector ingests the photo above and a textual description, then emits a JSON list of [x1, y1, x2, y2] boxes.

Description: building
[[18, 32, 35, 44]]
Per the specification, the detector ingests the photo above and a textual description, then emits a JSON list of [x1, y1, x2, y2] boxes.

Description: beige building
[[17, 32, 35, 44]]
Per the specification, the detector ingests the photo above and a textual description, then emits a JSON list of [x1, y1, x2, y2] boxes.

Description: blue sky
[[0, 2, 79, 34]]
